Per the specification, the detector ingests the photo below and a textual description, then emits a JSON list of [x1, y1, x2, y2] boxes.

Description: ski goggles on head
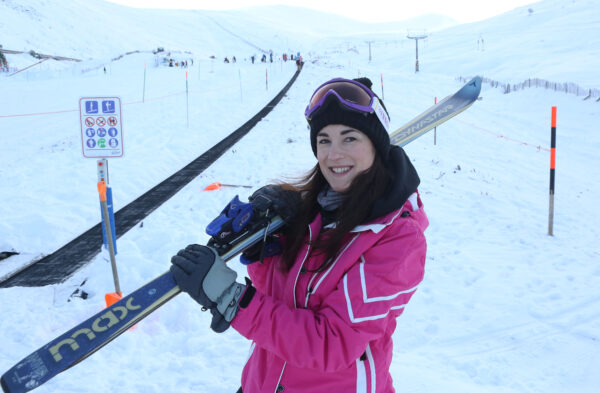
[[304, 78, 390, 131]]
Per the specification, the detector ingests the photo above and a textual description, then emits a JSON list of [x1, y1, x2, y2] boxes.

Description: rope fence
[[458, 76, 600, 101]]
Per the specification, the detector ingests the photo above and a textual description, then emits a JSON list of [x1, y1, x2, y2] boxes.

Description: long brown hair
[[278, 154, 391, 272]]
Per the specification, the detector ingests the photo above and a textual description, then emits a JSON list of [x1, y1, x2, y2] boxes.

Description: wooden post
[[548, 106, 557, 236]]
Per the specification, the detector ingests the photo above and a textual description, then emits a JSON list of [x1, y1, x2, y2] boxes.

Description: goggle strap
[[373, 97, 390, 132]]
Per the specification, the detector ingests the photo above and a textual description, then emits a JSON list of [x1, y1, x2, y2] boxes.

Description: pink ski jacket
[[231, 193, 428, 393]]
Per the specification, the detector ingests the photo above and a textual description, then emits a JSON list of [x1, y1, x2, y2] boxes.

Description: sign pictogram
[[86, 101, 99, 114], [107, 116, 118, 126], [79, 97, 124, 158], [102, 100, 116, 113]]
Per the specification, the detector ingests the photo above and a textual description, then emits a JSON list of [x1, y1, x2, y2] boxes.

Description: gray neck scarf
[[317, 186, 346, 212]]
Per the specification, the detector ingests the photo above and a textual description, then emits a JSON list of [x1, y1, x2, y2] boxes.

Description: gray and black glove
[[170, 244, 255, 333]]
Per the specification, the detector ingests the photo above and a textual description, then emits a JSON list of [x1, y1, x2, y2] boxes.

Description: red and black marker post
[[548, 106, 557, 236]]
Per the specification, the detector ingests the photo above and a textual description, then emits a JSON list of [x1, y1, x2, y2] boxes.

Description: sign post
[[79, 97, 124, 306]]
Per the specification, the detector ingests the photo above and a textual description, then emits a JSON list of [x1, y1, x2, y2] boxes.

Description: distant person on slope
[[170, 77, 429, 393]]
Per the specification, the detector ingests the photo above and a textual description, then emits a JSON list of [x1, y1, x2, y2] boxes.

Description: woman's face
[[316, 124, 375, 192]]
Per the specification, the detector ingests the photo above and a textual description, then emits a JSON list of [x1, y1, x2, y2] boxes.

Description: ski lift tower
[[407, 30, 428, 72], [366, 40, 374, 62]]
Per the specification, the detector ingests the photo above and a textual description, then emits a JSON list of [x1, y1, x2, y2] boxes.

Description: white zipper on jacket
[[292, 225, 313, 310], [274, 362, 286, 393], [304, 270, 321, 308]]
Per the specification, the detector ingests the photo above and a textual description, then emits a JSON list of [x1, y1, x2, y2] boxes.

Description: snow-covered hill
[[1, 0, 599, 392]]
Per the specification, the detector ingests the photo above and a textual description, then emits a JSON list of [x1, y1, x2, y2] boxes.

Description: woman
[[170, 77, 429, 392]]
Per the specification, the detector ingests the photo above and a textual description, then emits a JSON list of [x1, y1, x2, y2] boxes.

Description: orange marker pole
[[98, 181, 122, 298], [203, 181, 253, 191], [548, 106, 557, 236]]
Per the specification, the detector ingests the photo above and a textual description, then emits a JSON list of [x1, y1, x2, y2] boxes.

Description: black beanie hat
[[308, 77, 391, 160]]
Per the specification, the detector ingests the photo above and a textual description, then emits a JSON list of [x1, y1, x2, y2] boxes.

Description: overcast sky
[[106, 0, 537, 23]]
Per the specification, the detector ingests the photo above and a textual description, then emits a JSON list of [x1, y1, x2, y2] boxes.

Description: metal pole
[[415, 39, 419, 72], [239, 69, 243, 102], [185, 71, 189, 128], [142, 63, 146, 103], [434, 96, 437, 145], [407, 33, 427, 73]]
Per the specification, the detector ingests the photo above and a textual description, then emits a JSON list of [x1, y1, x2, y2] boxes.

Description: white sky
[[106, 0, 537, 23]]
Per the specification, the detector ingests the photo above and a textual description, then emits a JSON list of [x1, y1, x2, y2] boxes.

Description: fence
[[458, 76, 600, 101]]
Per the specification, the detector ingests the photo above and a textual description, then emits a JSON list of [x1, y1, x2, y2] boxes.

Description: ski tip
[[463, 76, 482, 98], [469, 76, 482, 89]]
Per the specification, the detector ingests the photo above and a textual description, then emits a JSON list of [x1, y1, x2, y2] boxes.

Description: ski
[[1, 76, 482, 393], [390, 76, 482, 147], [0, 215, 285, 393]]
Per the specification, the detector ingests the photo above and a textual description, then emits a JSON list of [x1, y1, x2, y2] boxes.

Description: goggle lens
[[308, 81, 373, 110]]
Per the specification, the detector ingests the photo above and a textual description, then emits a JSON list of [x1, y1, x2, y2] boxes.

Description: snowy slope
[[1, 0, 599, 392]]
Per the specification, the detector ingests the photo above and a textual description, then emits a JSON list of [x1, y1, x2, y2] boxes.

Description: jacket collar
[[351, 192, 422, 234]]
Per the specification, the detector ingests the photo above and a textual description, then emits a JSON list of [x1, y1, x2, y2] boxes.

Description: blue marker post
[[97, 159, 117, 255], [98, 180, 121, 307]]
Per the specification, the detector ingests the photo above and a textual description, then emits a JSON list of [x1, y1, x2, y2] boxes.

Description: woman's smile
[[316, 124, 375, 192]]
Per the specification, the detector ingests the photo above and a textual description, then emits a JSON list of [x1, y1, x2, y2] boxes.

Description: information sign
[[79, 97, 123, 158]]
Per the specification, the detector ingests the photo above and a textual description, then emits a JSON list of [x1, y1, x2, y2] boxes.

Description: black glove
[[249, 185, 302, 224], [170, 244, 255, 332]]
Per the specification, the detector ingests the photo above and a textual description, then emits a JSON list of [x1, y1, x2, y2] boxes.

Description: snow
[[1, 0, 599, 392]]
